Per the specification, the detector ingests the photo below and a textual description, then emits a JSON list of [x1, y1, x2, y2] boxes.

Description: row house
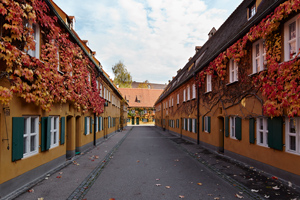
[[0, 0, 127, 198], [155, 0, 300, 186]]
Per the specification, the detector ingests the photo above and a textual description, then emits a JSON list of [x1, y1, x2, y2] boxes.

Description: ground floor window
[[50, 116, 59, 148], [286, 117, 300, 155], [230, 117, 236, 139], [257, 118, 268, 147], [23, 116, 39, 158]]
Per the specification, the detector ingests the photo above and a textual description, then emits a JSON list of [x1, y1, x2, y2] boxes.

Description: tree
[[138, 80, 150, 88], [112, 61, 132, 88]]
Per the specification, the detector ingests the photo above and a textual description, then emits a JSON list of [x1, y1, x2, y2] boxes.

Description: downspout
[[197, 83, 200, 145]]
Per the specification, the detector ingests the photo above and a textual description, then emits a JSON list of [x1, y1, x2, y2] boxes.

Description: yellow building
[[0, 0, 127, 198]]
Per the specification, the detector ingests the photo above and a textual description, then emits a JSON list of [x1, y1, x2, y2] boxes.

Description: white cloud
[[53, 0, 242, 84]]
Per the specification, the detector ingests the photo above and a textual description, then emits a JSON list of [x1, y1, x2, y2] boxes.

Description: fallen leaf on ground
[[58, 172, 63, 175], [156, 178, 160, 181], [91, 160, 95, 161], [174, 159, 179, 162], [56, 176, 62, 178], [28, 189, 34, 193], [179, 195, 185, 198], [45, 177, 48, 180], [46, 174, 50, 177], [264, 195, 270, 199], [235, 194, 244, 199], [214, 197, 220, 200], [197, 183, 202, 186], [109, 199, 115, 200], [251, 189, 259, 193], [156, 184, 161, 186], [137, 160, 140, 163], [288, 181, 293, 187], [95, 156, 99, 159], [272, 176, 278, 180], [207, 194, 212, 196], [272, 186, 280, 190], [166, 186, 171, 189], [38, 198, 44, 200]]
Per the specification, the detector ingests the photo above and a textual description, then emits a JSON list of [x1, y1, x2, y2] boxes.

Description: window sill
[[257, 143, 269, 148], [205, 91, 212, 94], [226, 81, 238, 86], [286, 150, 300, 156]]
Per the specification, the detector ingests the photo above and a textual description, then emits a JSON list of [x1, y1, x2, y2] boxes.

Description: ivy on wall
[[0, 0, 105, 115], [197, 0, 300, 118]]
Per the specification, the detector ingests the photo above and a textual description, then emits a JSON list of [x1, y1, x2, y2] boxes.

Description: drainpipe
[[197, 83, 200, 145], [94, 113, 96, 146]]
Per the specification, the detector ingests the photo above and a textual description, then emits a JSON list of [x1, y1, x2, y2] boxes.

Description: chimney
[[195, 46, 202, 54], [208, 27, 217, 39]]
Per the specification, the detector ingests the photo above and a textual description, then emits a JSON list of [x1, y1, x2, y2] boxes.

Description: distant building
[[119, 88, 163, 125]]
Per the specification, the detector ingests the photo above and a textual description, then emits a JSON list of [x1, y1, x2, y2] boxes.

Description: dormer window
[[248, 2, 256, 20]]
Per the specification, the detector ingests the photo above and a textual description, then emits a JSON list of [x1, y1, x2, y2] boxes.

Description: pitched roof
[[118, 88, 163, 108], [156, 0, 285, 104], [131, 81, 167, 90]]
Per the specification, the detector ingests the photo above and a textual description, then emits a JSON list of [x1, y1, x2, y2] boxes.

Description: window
[[204, 116, 210, 133], [229, 59, 238, 83], [50, 116, 59, 148], [284, 15, 300, 61], [183, 118, 186, 130], [171, 98, 173, 106], [187, 86, 190, 101], [230, 117, 236, 139], [183, 89, 186, 102], [88, 73, 91, 84], [286, 118, 300, 155], [144, 110, 147, 114], [252, 39, 266, 73], [169, 99, 171, 108], [25, 22, 40, 59], [85, 117, 90, 135], [192, 119, 196, 133], [95, 117, 98, 132], [23, 116, 39, 158], [100, 84, 103, 97], [108, 91, 111, 102], [206, 74, 212, 92], [177, 94, 179, 104], [192, 84, 196, 99], [248, 2, 256, 20], [257, 118, 268, 147]]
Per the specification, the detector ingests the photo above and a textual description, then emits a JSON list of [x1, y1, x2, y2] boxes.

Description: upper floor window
[[229, 59, 238, 83], [248, 2, 256, 20], [192, 84, 196, 99], [171, 98, 174, 106], [23, 116, 39, 158], [284, 15, 300, 61], [257, 118, 268, 147], [25, 22, 40, 59], [286, 118, 300, 155], [252, 39, 266, 73], [206, 74, 212, 92], [183, 89, 186, 102], [99, 83, 102, 97], [177, 94, 179, 104]]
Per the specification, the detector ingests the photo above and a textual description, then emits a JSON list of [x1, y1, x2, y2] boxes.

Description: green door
[[132, 117, 135, 125], [136, 117, 139, 125]]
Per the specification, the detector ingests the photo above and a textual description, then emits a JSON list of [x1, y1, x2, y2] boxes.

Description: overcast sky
[[53, 0, 242, 84]]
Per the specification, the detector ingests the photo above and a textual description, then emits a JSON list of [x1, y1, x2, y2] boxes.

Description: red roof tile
[[118, 88, 163, 108]]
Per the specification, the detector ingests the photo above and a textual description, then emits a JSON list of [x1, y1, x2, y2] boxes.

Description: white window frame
[[284, 14, 300, 61], [23, 116, 39, 158], [204, 116, 209, 133], [256, 117, 268, 147], [86, 117, 90, 135], [192, 119, 196, 133], [183, 119, 186, 130], [50, 116, 59, 148], [95, 117, 98, 132], [252, 39, 266, 74], [249, 3, 256, 20], [183, 89, 186, 102], [108, 91, 111, 102], [206, 74, 212, 92], [187, 86, 190, 101], [192, 84, 196, 99], [88, 73, 91, 84], [100, 83, 103, 97], [25, 22, 40, 59], [285, 117, 300, 155], [230, 116, 236, 139], [172, 98, 174, 106], [229, 59, 238, 83], [177, 94, 179, 104]]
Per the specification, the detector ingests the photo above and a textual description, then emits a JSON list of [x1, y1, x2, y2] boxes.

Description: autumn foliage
[[0, 0, 104, 114], [197, 0, 300, 118]]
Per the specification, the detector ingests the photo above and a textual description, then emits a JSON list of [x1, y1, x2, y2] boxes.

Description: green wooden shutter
[[208, 117, 211, 133], [12, 117, 24, 161], [268, 117, 283, 151], [225, 117, 229, 137], [185, 118, 187, 130], [98, 117, 102, 131], [90, 117, 93, 134], [189, 119, 192, 132], [60, 117, 65, 145], [41, 117, 51, 151], [249, 118, 255, 144], [235, 117, 242, 140], [84, 117, 88, 135]]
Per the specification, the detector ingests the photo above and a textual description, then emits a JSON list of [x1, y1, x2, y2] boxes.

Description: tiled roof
[[131, 81, 167, 90], [118, 88, 163, 108], [156, 0, 285, 104]]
